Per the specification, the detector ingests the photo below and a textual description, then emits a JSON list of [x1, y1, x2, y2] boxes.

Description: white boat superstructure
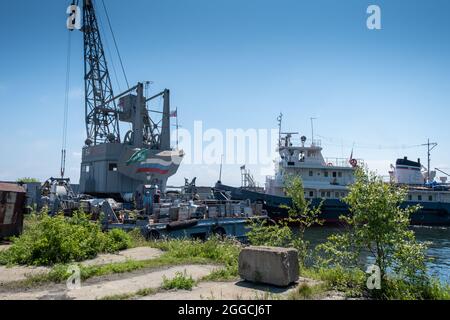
[[265, 133, 362, 200]]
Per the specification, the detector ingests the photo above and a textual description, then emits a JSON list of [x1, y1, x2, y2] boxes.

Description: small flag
[[170, 109, 178, 118], [240, 165, 246, 170], [126, 149, 149, 166]]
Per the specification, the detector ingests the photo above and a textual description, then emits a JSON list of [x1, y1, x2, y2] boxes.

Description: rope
[[317, 135, 428, 151], [61, 31, 72, 178], [101, 0, 129, 89], [96, 11, 122, 93]]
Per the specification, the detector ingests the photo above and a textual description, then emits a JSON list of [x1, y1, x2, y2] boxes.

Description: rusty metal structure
[[0, 183, 27, 239]]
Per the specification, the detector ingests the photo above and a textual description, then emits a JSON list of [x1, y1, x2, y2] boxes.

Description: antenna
[[420, 139, 438, 183], [310, 117, 317, 145], [219, 155, 224, 182], [277, 113, 283, 147]]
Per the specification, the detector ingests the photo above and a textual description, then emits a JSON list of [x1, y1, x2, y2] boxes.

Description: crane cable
[[101, 0, 129, 89], [61, 31, 72, 179]]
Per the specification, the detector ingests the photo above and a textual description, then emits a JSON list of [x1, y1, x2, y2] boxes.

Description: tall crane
[[66, 0, 183, 199], [82, 0, 120, 146]]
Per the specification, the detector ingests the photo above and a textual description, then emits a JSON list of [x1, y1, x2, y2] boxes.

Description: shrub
[[104, 229, 132, 252], [162, 271, 196, 291], [0, 212, 132, 266], [381, 277, 450, 300]]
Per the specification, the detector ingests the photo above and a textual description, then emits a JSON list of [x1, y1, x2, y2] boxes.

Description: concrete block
[[239, 246, 299, 287]]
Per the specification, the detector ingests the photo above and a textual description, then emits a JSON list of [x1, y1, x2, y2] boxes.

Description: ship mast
[[423, 139, 438, 183]]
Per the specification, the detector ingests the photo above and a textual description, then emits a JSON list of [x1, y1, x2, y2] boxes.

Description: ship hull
[[214, 183, 450, 226]]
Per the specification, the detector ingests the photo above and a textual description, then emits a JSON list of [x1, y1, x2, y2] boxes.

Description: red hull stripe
[[137, 168, 170, 174]]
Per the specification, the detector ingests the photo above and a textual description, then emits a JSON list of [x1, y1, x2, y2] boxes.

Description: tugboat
[[214, 116, 450, 226]]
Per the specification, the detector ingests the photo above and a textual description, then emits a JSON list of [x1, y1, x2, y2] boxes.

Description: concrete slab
[[0, 266, 50, 285], [68, 264, 217, 300], [81, 247, 163, 267], [140, 277, 320, 300]]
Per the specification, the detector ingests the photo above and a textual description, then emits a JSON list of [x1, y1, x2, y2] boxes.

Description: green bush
[[0, 212, 132, 266], [381, 277, 450, 300], [162, 271, 196, 291], [104, 228, 133, 252]]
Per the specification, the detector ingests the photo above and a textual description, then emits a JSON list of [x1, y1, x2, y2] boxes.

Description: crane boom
[[82, 0, 120, 146]]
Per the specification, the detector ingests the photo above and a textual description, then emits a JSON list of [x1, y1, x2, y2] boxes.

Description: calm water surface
[[302, 226, 450, 283]]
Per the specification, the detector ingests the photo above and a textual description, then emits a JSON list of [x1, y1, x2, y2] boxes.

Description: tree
[[317, 168, 429, 294], [247, 175, 322, 265], [281, 175, 323, 229]]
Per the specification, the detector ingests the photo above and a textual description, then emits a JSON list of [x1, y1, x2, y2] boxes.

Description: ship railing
[[324, 158, 365, 168], [278, 137, 322, 148]]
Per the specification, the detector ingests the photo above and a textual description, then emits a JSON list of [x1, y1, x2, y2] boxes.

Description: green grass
[[380, 277, 450, 300], [99, 288, 158, 300], [301, 266, 450, 300], [287, 282, 328, 300], [202, 265, 240, 282], [162, 271, 196, 291], [301, 266, 366, 298]]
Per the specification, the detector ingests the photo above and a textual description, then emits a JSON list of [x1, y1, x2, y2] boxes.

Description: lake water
[[302, 226, 450, 284]]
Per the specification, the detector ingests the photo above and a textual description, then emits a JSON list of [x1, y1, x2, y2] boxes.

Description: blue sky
[[0, 0, 449, 187]]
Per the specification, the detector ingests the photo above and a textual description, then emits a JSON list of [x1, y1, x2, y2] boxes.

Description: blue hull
[[214, 183, 450, 226]]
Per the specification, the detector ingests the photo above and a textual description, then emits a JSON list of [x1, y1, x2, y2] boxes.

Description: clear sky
[[0, 0, 449, 187]]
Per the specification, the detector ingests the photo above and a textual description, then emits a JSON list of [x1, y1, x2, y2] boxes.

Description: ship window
[[332, 172, 337, 178], [335, 192, 339, 198], [341, 192, 345, 198], [418, 195, 422, 201], [109, 163, 118, 172], [321, 191, 325, 198], [288, 162, 295, 166], [429, 195, 433, 202], [324, 171, 329, 177], [326, 191, 331, 198], [408, 195, 412, 201], [338, 172, 342, 178], [309, 191, 314, 198], [309, 171, 313, 177]]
